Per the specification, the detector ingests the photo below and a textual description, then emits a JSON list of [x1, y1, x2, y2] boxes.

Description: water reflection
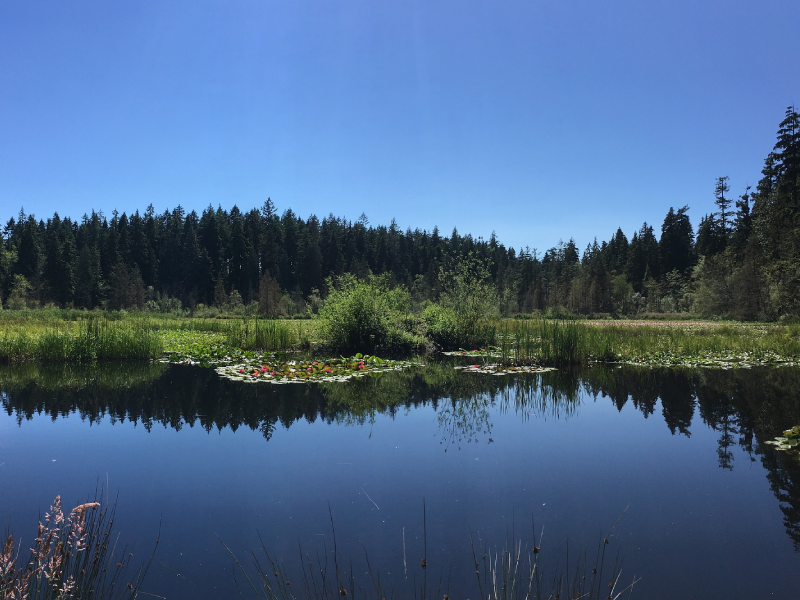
[[1, 360, 800, 547]]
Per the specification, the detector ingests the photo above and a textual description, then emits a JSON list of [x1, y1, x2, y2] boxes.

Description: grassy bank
[[0, 309, 799, 368], [0, 317, 163, 362], [494, 319, 800, 367]]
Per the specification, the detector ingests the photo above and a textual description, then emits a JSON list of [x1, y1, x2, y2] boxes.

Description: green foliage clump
[[318, 275, 426, 355], [423, 256, 498, 350], [421, 303, 459, 349], [0, 318, 163, 363]]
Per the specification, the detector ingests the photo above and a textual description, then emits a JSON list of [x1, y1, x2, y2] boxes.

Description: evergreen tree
[[625, 223, 659, 291], [605, 228, 629, 274], [714, 176, 732, 241], [752, 106, 800, 314], [74, 244, 102, 308], [659, 206, 694, 275], [731, 186, 753, 259]]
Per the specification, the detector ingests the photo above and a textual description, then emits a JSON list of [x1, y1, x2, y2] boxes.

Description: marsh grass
[[495, 320, 800, 367], [2, 310, 799, 366], [1, 492, 153, 600], [225, 318, 298, 351], [0, 319, 162, 363], [497, 320, 582, 366]]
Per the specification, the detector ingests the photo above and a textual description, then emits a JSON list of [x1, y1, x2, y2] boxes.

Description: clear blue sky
[[2, 0, 798, 253]]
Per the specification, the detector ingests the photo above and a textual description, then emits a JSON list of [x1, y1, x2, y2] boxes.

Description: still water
[[1, 361, 799, 598]]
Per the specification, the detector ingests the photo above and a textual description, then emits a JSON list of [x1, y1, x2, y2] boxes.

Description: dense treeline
[[1, 107, 798, 320]]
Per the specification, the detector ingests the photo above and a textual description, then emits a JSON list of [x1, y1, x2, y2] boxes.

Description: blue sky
[[1, 0, 798, 252]]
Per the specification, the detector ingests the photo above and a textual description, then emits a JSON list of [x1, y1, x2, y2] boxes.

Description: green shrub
[[422, 256, 499, 350], [421, 303, 458, 349], [318, 275, 425, 354]]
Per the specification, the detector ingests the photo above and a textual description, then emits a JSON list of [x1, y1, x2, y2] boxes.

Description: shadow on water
[[1, 359, 800, 548]]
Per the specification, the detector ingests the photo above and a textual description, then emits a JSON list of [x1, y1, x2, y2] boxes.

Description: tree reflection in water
[[1, 360, 800, 547]]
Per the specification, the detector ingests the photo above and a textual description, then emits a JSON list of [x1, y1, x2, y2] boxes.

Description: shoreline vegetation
[[1, 306, 798, 371]]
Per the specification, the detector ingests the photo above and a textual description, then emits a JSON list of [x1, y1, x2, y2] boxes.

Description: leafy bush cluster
[[318, 275, 427, 355], [318, 258, 500, 354], [422, 257, 498, 350]]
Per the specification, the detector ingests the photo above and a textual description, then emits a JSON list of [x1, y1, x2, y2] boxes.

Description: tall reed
[[0, 318, 162, 363], [1, 493, 152, 600], [225, 317, 296, 351], [496, 319, 800, 367], [497, 320, 584, 366], [226, 507, 635, 600]]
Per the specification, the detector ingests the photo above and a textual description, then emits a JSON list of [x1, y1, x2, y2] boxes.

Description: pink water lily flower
[[238, 368, 244, 373], [261, 366, 269, 372]]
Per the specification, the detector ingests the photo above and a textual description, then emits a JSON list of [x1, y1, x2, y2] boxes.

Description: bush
[[421, 303, 458, 349], [318, 275, 425, 354], [422, 256, 499, 350]]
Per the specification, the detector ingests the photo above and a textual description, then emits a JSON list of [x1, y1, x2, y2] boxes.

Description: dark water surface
[[1, 361, 799, 598]]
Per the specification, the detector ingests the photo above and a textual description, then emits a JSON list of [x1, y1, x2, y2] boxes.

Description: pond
[[1, 360, 799, 598]]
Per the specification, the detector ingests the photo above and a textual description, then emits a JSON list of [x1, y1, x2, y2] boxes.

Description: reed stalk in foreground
[[225, 505, 637, 600], [1, 492, 154, 600]]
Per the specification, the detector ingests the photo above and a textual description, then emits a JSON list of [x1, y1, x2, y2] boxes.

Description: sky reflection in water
[[1, 361, 799, 599]]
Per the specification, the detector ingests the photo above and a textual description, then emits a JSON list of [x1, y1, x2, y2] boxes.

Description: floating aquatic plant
[[454, 363, 556, 376], [765, 425, 800, 462], [217, 353, 420, 384]]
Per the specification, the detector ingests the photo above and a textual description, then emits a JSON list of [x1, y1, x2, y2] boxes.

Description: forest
[[1, 107, 798, 321]]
